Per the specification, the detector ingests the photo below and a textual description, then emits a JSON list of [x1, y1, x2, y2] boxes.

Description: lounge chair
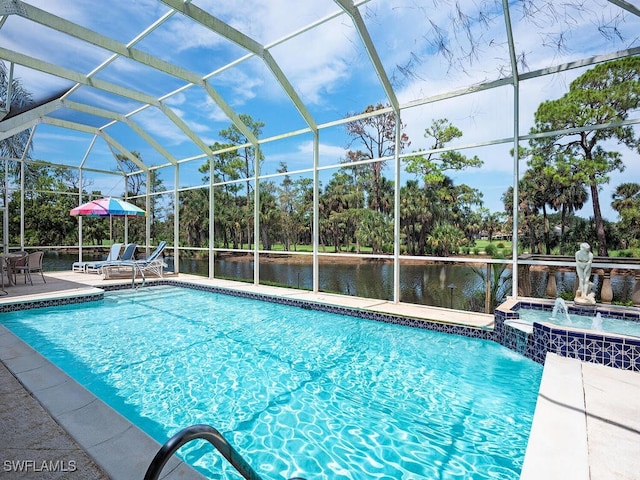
[[73, 243, 122, 273], [102, 241, 167, 280], [85, 243, 137, 274]]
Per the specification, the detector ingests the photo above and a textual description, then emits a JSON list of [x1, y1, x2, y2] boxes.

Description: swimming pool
[[1, 285, 542, 479]]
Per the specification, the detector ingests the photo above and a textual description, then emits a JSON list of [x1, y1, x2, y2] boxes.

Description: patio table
[[1, 252, 28, 287]]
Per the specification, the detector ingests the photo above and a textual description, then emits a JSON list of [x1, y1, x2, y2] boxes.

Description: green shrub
[[473, 247, 480, 255], [484, 243, 498, 256], [612, 300, 634, 307], [497, 242, 505, 249]]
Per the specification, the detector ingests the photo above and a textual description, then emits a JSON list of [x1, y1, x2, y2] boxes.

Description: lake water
[[43, 251, 634, 311]]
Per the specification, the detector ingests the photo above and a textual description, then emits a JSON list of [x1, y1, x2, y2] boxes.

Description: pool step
[[105, 286, 180, 301]]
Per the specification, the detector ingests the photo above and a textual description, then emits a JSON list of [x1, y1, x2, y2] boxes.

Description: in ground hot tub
[[495, 298, 640, 371]]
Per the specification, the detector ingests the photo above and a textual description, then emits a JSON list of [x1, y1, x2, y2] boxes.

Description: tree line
[[1, 58, 639, 258]]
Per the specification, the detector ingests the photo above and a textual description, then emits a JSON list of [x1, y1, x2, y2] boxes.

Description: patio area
[[1, 271, 639, 479]]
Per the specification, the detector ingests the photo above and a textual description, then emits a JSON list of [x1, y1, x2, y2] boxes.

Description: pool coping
[[521, 353, 640, 480]]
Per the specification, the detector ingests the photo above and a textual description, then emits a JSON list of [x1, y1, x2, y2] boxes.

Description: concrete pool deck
[[1, 271, 639, 479]]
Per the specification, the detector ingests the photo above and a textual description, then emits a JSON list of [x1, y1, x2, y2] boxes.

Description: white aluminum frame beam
[[0, 46, 217, 160], [606, 0, 640, 17], [39, 117, 148, 172], [63, 100, 178, 165], [10, 0, 258, 146], [100, 131, 149, 172], [160, 0, 318, 132], [0, 47, 158, 105], [334, 0, 399, 113], [502, 0, 521, 300], [0, 98, 62, 139]]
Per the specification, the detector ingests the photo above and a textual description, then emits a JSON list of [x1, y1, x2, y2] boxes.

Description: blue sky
[[2, 0, 639, 220]]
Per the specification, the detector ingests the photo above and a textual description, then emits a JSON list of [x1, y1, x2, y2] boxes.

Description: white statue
[[575, 242, 596, 305]]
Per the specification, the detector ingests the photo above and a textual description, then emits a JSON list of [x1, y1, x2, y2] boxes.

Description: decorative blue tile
[[624, 337, 640, 347], [0, 293, 103, 312], [567, 330, 585, 340]]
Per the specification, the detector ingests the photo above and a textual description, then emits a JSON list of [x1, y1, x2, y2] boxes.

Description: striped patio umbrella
[[71, 197, 146, 242], [70, 197, 146, 217]]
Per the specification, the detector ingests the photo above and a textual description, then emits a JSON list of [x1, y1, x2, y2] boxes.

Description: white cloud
[[204, 99, 231, 123], [132, 107, 191, 146], [261, 139, 348, 173], [145, 1, 357, 107], [298, 139, 348, 158]]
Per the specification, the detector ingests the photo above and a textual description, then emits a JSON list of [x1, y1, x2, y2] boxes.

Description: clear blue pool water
[[1, 286, 542, 479], [518, 309, 640, 337]]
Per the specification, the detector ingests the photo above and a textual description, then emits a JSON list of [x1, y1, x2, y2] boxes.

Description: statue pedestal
[[574, 295, 596, 305], [574, 287, 596, 305]]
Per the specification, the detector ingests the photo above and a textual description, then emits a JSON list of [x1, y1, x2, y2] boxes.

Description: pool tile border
[[0, 292, 104, 312], [3, 279, 638, 480], [0, 324, 208, 480], [0, 281, 514, 479]]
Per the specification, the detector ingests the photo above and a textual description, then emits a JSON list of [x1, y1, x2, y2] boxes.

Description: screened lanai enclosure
[[1, 0, 640, 311]]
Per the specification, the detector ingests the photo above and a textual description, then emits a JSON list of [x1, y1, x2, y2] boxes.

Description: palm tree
[[612, 183, 640, 242], [612, 182, 640, 213], [551, 177, 588, 255], [400, 180, 432, 255], [525, 166, 556, 254], [426, 222, 467, 256], [1, 61, 34, 163], [470, 263, 512, 313], [519, 171, 544, 253], [482, 210, 504, 243]]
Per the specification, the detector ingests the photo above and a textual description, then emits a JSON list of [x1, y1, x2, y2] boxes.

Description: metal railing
[[144, 424, 307, 480]]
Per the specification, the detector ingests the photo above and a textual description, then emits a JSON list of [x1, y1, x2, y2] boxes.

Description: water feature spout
[[551, 298, 572, 324], [591, 312, 603, 331]]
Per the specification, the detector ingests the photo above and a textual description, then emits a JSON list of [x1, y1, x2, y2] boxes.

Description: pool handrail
[[143, 423, 307, 480]]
